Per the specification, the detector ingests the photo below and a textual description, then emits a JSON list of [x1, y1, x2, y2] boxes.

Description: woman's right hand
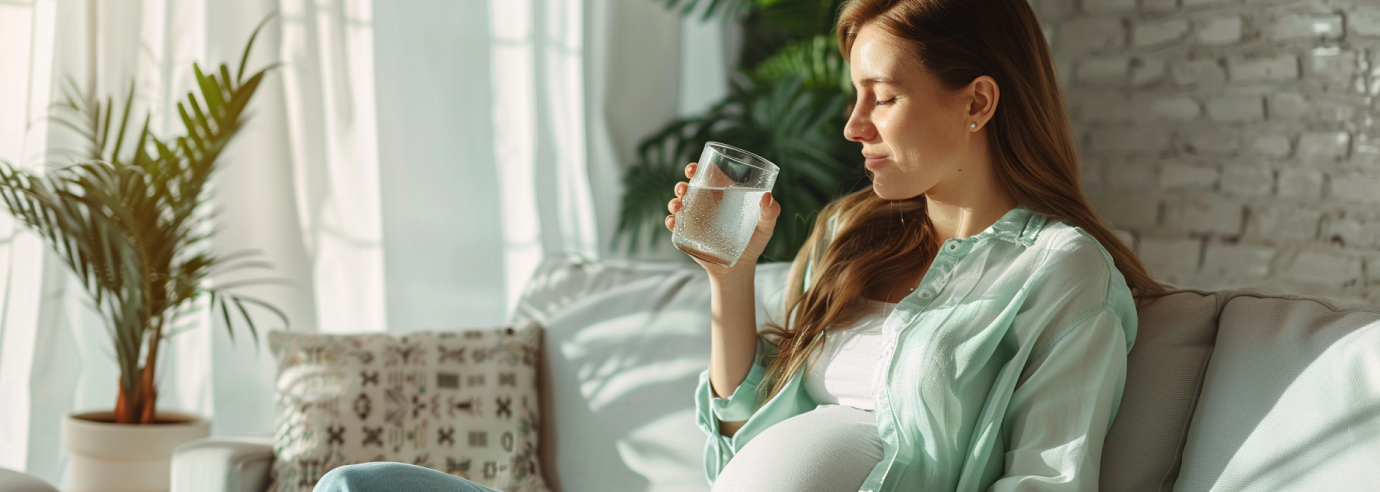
[[665, 162, 781, 279]]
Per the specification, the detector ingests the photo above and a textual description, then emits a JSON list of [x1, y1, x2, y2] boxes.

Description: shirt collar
[[970, 204, 1047, 247]]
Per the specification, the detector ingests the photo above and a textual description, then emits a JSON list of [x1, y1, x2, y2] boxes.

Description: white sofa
[[171, 255, 1380, 492]]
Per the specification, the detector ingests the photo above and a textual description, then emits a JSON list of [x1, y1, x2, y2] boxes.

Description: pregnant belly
[[713, 404, 885, 492]]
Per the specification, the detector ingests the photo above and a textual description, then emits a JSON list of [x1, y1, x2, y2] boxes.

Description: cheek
[[887, 111, 961, 164]]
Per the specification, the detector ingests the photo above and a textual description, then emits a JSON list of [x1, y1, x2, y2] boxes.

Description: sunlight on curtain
[[539, 0, 599, 261], [0, 0, 56, 474], [489, 0, 545, 320], [490, 0, 601, 317], [280, 0, 387, 334]]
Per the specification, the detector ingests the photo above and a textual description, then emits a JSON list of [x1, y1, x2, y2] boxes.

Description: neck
[[923, 158, 1017, 241]]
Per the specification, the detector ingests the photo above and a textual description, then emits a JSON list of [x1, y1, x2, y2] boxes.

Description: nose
[[843, 102, 876, 143]]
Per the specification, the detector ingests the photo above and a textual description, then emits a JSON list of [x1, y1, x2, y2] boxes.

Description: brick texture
[[1034, 0, 1380, 302]]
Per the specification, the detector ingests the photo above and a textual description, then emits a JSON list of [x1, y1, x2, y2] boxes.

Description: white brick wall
[[1331, 174, 1380, 204], [1197, 17, 1243, 46], [1221, 166, 1275, 196], [1307, 50, 1359, 88], [1298, 131, 1351, 160], [1131, 57, 1167, 85], [1268, 93, 1309, 120], [1090, 191, 1159, 228], [1249, 135, 1293, 158], [1077, 57, 1130, 84], [1353, 10, 1380, 36], [1160, 163, 1220, 189], [1228, 55, 1300, 83], [1176, 126, 1240, 155], [1166, 195, 1243, 234], [1140, 237, 1203, 283], [1327, 218, 1380, 247], [1133, 19, 1190, 47], [1045, 0, 1380, 302], [1366, 254, 1380, 284], [1107, 161, 1156, 187], [1082, 0, 1135, 14], [1206, 95, 1265, 122], [1281, 250, 1361, 286], [1202, 243, 1276, 278], [1277, 169, 1324, 200], [1059, 18, 1125, 55], [1151, 96, 1202, 120], [1246, 206, 1322, 241], [1171, 59, 1228, 86], [1090, 128, 1171, 153], [1269, 12, 1344, 42]]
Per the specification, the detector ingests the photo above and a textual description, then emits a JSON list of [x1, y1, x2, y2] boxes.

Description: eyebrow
[[858, 77, 895, 85], [850, 77, 896, 92]]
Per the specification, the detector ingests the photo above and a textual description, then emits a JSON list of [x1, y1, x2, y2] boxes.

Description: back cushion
[[511, 256, 790, 492], [1172, 290, 1380, 490], [1101, 289, 1223, 492]]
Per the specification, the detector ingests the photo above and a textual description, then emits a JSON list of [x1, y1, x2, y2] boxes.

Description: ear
[[964, 75, 1000, 131]]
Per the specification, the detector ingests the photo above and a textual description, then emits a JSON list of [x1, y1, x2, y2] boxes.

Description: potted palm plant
[[0, 17, 285, 492]]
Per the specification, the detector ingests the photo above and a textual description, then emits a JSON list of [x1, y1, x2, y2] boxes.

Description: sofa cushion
[[1172, 289, 1380, 490], [1101, 289, 1223, 492], [512, 255, 790, 492], [0, 467, 59, 492], [267, 325, 551, 492]]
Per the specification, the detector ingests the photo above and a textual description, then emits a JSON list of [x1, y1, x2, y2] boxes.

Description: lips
[[863, 152, 889, 168]]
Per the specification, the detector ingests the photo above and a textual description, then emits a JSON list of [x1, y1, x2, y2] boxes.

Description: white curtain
[[0, 0, 734, 486]]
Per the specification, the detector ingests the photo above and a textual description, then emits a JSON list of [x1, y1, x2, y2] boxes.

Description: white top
[[803, 298, 895, 411]]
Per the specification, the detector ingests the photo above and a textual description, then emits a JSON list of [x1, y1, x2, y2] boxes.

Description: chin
[[869, 180, 924, 201]]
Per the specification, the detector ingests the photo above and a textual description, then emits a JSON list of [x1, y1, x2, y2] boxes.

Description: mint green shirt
[[695, 205, 1137, 491]]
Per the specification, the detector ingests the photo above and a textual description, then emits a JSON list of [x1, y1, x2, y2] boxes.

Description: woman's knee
[[316, 462, 390, 491], [313, 461, 501, 492], [315, 462, 421, 491]]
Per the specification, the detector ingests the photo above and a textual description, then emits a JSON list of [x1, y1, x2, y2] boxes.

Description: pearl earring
[[969, 122, 978, 129]]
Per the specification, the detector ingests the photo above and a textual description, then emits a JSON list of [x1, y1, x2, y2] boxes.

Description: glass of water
[[672, 142, 779, 268]]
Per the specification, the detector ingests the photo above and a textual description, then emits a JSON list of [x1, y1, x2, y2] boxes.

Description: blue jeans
[[313, 462, 504, 492]]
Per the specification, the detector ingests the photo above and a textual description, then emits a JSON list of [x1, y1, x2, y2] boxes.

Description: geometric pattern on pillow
[[267, 323, 550, 492]]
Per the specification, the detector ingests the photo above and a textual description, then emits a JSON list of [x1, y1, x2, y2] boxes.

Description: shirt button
[[948, 244, 959, 251], [919, 291, 932, 299]]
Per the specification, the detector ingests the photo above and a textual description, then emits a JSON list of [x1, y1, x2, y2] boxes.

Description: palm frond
[[747, 34, 850, 93], [616, 76, 864, 260]]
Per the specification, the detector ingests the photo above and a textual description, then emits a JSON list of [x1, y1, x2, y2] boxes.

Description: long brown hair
[[756, 0, 1167, 405]]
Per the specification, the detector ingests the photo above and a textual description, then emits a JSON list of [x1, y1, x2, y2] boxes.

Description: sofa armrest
[[171, 436, 274, 492], [0, 467, 59, 492]]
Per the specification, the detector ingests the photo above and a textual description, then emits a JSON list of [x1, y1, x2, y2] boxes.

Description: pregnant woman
[[314, 0, 1164, 490], [667, 0, 1166, 490]]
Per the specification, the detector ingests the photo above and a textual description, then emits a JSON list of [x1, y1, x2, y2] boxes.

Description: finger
[[760, 192, 781, 222], [685, 162, 697, 179], [668, 197, 681, 214], [665, 214, 675, 231], [675, 182, 689, 197]]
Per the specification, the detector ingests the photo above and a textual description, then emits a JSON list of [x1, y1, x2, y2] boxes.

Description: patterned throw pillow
[[268, 323, 550, 492]]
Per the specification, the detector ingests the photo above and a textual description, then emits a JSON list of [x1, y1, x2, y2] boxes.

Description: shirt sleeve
[[988, 306, 1129, 492], [694, 336, 774, 482]]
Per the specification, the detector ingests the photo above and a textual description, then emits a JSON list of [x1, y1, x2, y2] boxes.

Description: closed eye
[[875, 97, 897, 106]]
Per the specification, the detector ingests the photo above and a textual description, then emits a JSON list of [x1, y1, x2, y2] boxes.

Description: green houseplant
[[615, 0, 866, 261], [0, 17, 285, 428]]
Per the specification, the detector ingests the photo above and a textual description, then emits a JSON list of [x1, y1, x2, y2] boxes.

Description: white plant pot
[[61, 411, 211, 492]]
